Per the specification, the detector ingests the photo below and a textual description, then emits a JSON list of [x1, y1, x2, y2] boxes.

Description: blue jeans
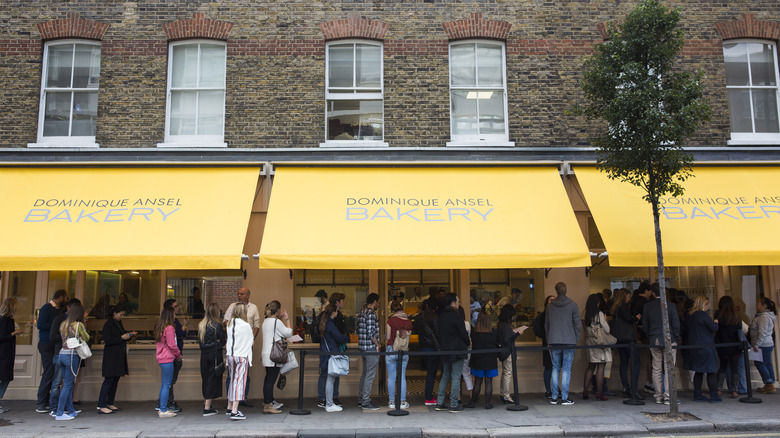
[[385, 346, 409, 403], [318, 367, 339, 402], [55, 353, 78, 416], [437, 358, 464, 408], [550, 345, 575, 401], [158, 362, 174, 412], [754, 346, 776, 384], [49, 357, 65, 411]]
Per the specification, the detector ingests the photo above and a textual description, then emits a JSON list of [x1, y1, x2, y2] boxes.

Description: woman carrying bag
[[97, 304, 135, 414], [582, 293, 612, 401], [198, 303, 226, 416], [54, 302, 88, 421], [261, 300, 293, 414], [226, 303, 254, 420], [320, 304, 349, 412]]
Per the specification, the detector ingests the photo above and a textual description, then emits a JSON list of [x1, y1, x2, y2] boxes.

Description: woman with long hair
[[0, 298, 22, 414], [685, 295, 720, 402], [715, 296, 742, 398], [386, 300, 413, 409], [261, 300, 292, 414], [97, 304, 135, 414], [320, 303, 349, 412], [198, 303, 225, 416], [154, 306, 181, 418], [611, 288, 643, 400], [226, 302, 253, 419], [750, 296, 777, 394], [465, 311, 503, 409], [54, 302, 87, 420], [582, 293, 611, 401]]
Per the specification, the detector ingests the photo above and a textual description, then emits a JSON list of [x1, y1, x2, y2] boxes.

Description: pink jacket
[[155, 325, 181, 364]]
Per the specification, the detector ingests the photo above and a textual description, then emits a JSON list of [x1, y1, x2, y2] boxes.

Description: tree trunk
[[651, 197, 678, 416]]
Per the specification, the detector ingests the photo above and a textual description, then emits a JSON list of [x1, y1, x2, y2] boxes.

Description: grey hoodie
[[544, 295, 581, 345], [750, 311, 776, 348]]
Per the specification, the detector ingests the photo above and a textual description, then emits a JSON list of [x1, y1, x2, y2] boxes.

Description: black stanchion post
[[739, 340, 761, 404], [387, 350, 409, 416], [289, 349, 311, 415], [623, 341, 644, 406], [506, 342, 528, 412]]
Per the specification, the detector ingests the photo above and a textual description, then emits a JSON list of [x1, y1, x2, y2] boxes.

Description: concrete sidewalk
[[1, 391, 779, 437]]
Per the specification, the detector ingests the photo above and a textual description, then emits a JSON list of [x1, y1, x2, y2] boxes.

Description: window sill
[[319, 141, 389, 148], [446, 140, 515, 147], [27, 141, 99, 148], [728, 134, 780, 146], [156, 141, 228, 148]]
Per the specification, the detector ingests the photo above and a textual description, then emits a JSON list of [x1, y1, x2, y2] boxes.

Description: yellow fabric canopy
[[258, 166, 590, 269], [0, 167, 259, 270], [575, 166, 780, 267]]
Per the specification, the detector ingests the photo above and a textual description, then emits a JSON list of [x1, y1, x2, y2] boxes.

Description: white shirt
[[224, 302, 261, 330], [261, 317, 294, 367], [226, 318, 254, 366]]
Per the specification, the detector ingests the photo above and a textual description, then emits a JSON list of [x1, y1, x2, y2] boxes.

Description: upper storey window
[[448, 41, 512, 147], [32, 40, 101, 147], [723, 40, 780, 145], [322, 41, 386, 147], [160, 40, 227, 147]]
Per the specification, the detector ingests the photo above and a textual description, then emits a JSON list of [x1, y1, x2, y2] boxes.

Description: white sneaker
[[325, 404, 343, 412], [55, 413, 75, 421], [388, 403, 395, 409], [272, 400, 283, 410], [400, 401, 410, 409], [158, 410, 177, 418]]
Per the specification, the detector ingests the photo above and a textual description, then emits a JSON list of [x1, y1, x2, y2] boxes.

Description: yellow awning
[[575, 166, 780, 267], [258, 166, 590, 269], [0, 167, 259, 270]]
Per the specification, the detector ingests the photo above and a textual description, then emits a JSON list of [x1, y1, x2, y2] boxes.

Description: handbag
[[391, 324, 410, 352], [269, 319, 290, 364], [65, 322, 92, 359], [588, 320, 617, 346], [279, 351, 299, 375], [325, 337, 349, 376]]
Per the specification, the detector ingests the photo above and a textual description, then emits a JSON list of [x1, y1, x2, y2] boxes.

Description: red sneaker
[[424, 399, 437, 406]]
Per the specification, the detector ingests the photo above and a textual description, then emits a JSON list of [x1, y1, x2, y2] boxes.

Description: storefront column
[[714, 266, 726, 300]]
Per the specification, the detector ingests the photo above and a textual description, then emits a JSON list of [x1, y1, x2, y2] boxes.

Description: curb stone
[[422, 428, 490, 437], [215, 430, 298, 438], [713, 418, 780, 431], [643, 421, 715, 434], [487, 426, 563, 437], [298, 429, 356, 438], [561, 423, 647, 436], [355, 427, 422, 437]]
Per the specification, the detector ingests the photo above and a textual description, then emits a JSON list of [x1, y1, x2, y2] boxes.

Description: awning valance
[[575, 166, 780, 267], [257, 166, 591, 269], [0, 167, 259, 270]]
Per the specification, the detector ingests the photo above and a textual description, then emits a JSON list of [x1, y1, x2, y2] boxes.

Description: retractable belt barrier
[[287, 340, 760, 416]]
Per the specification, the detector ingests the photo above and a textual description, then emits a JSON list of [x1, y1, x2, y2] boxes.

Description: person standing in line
[[198, 303, 226, 416], [0, 298, 23, 414], [466, 311, 512, 409], [318, 292, 346, 408], [750, 296, 777, 394], [97, 304, 135, 414], [545, 282, 581, 406], [685, 296, 720, 403], [36, 289, 68, 413], [581, 293, 611, 401], [532, 296, 555, 400], [386, 299, 413, 410], [261, 300, 292, 414], [714, 296, 742, 399], [357, 293, 381, 411], [320, 304, 349, 412], [611, 288, 643, 400], [154, 306, 181, 418], [157, 299, 187, 413], [413, 299, 440, 406], [631, 282, 655, 393], [54, 302, 87, 421], [642, 283, 680, 405], [48, 298, 77, 416], [226, 303, 253, 420], [223, 288, 261, 408], [435, 293, 470, 413]]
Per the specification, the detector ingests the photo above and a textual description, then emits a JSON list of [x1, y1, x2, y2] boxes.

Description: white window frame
[[320, 40, 387, 148], [447, 40, 513, 147], [158, 39, 227, 148], [29, 39, 101, 148], [724, 39, 780, 145]]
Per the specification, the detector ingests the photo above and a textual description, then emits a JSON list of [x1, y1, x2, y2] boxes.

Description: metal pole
[[387, 349, 409, 416], [289, 350, 311, 415], [739, 340, 761, 404], [623, 341, 644, 405], [506, 342, 528, 411]]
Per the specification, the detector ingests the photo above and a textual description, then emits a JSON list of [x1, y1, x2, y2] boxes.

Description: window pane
[[753, 89, 780, 133], [326, 100, 383, 140], [723, 43, 749, 86], [71, 91, 98, 136], [7, 272, 37, 346], [727, 89, 753, 132], [42, 92, 72, 136], [750, 43, 777, 87], [199, 44, 226, 87], [46, 44, 74, 88], [356, 44, 381, 88], [451, 44, 476, 86], [197, 90, 225, 135], [73, 44, 100, 89], [479, 90, 506, 134], [451, 89, 478, 135], [171, 44, 199, 88], [170, 90, 197, 135], [477, 44, 503, 87], [328, 45, 354, 88]]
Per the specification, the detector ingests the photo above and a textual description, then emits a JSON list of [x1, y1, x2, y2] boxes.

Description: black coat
[[437, 307, 469, 363], [684, 310, 719, 373], [101, 318, 129, 378], [0, 316, 16, 382], [612, 303, 638, 343], [470, 330, 499, 371]]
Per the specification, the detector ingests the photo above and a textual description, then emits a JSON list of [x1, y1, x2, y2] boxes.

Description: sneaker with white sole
[[158, 410, 177, 418], [229, 410, 246, 420], [325, 404, 343, 412], [560, 399, 575, 406], [203, 408, 218, 416], [54, 413, 75, 421], [272, 400, 283, 410], [400, 401, 410, 409], [388, 403, 395, 409]]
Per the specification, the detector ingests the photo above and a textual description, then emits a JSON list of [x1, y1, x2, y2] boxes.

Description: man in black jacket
[[413, 306, 440, 405], [435, 293, 470, 413], [643, 283, 680, 405]]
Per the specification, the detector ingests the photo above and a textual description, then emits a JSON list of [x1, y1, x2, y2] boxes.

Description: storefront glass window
[[84, 270, 161, 318], [293, 269, 368, 342], [6, 272, 37, 346], [470, 269, 541, 342], [724, 266, 764, 323], [47, 271, 77, 301], [388, 269, 451, 316], [165, 270, 243, 319]]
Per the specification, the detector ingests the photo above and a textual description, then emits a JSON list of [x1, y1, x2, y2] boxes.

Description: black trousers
[[200, 349, 223, 400], [98, 376, 121, 408], [263, 366, 280, 404]]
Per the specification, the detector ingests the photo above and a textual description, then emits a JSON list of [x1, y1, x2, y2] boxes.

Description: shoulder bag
[[65, 322, 92, 359], [391, 319, 410, 352], [269, 319, 290, 364], [587, 319, 617, 346], [325, 335, 349, 376], [211, 324, 226, 375]]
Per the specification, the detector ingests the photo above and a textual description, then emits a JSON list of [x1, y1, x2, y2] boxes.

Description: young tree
[[578, 0, 710, 415]]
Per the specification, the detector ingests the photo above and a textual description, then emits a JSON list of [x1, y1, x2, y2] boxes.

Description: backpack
[[310, 311, 323, 343], [392, 327, 410, 352]]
